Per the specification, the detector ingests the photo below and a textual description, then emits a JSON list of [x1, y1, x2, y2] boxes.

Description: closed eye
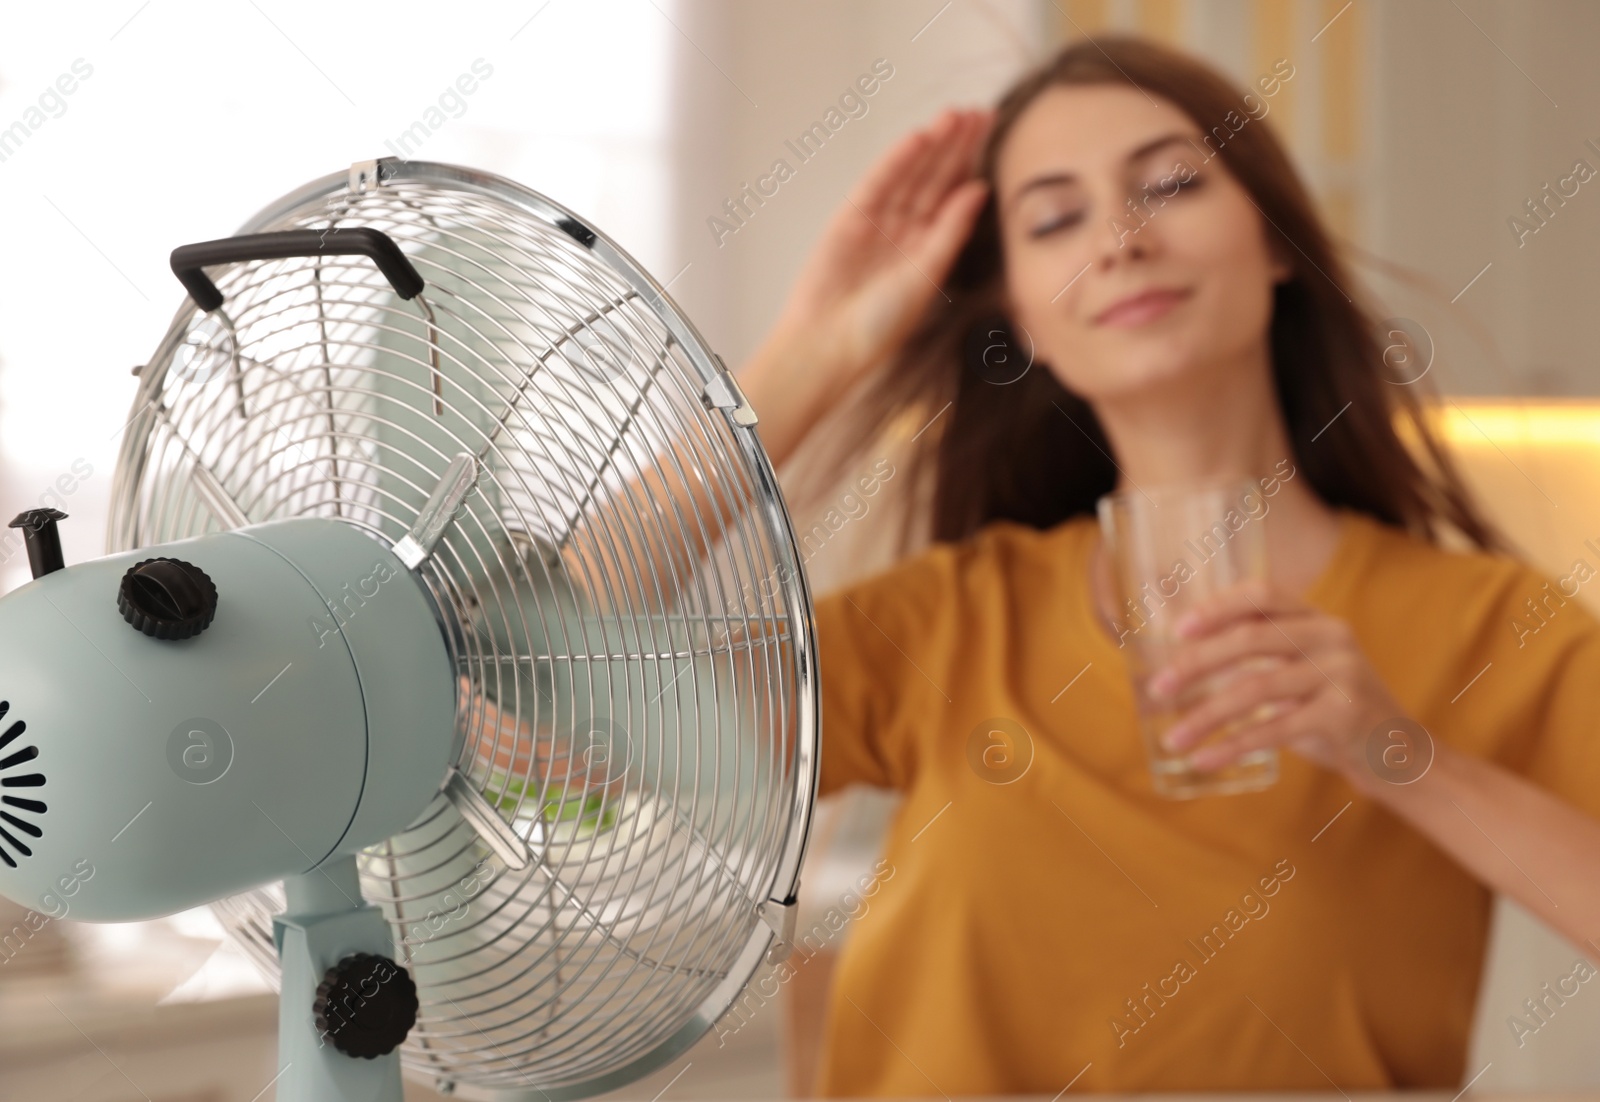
[[1028, 210, 1085, 238], [1140, 173, 1205, 198]]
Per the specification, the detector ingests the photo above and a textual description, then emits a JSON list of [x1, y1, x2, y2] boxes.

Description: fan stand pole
[[272, 855, 406, 1102]]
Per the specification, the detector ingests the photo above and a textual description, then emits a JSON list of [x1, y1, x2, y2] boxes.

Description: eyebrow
[[1006, 132, 1199, 209]]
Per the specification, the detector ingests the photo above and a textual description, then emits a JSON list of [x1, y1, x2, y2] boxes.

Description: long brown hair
[[805, 34, 1504, 555]]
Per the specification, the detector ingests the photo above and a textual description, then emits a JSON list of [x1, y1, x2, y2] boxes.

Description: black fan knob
[[116, 557, 218, 640], [313, 952, 419, 1059]]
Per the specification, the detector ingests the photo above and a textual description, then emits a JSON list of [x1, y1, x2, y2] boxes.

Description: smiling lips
[[1093, 287, 1191, 327]]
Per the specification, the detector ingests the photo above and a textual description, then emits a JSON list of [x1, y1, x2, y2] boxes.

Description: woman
[[588, 35, 1600, 1094]]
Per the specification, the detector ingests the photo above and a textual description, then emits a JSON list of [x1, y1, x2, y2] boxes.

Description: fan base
[[272, 855, 406, 1100]]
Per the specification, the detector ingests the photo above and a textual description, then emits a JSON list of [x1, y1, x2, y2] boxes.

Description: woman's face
[[993, 83, 1289, 401]]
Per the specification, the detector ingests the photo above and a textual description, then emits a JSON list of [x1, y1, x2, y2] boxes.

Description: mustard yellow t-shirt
[[810, 506, 1600, 1096]]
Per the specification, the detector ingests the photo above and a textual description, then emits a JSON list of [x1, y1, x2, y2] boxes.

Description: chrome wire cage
[[107, 159, 819, 1100]]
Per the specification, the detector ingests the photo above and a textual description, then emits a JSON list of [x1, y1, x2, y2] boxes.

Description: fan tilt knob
[[312, 952, 419, 1059], [116, 557, 218, 640]]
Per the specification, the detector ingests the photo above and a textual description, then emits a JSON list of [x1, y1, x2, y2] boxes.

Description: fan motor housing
[[0, 517, 453, 921]]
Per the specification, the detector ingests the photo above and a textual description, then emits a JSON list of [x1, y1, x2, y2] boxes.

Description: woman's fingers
[[854, 107, 989, 238], [903, 110, 993, 226], [1173, 576, 1302, 638], [906, 177, 990, 283], [1149, 610, 1331, 701], [1162, 657, 1317, 752], [804, 119, 950, 284], [760, 107, 993, 402], [826, 177, 987, 371], [1185, 706, 1322, 772], [849, 111, 954, 225], [887, 109, 965, 224], [796, 111, 987, 306]]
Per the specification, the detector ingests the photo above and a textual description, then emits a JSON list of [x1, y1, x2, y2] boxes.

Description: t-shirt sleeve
[[1505, 572, 1600, 822], [812, 542, 963, 798]]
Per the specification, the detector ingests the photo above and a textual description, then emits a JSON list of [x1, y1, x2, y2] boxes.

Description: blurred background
[[2, 0, 1599, 1098]]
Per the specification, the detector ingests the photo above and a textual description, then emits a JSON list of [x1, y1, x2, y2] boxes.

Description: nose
[[1093, 182, 1158, 269]]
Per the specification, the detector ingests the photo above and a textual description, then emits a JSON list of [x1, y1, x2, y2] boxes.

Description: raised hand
[[741, 108, 993, 465]]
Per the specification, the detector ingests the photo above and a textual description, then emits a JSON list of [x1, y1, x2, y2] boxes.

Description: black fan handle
[[170, 228, 425, 312]]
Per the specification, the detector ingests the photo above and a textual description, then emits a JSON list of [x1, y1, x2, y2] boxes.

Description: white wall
[[1368, 0, 1600, 398]]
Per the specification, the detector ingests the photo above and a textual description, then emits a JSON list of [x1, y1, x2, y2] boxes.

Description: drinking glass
[[1096, 478, 1280, 798]]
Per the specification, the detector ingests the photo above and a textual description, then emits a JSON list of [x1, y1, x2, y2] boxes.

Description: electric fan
[[0, 158, 818, 1101]]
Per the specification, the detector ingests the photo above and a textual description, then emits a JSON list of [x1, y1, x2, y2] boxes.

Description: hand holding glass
[[1097, 478, 1280, 798]]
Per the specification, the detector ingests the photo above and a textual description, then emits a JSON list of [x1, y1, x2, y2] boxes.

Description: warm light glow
[[1413, 400, 1600, 447]]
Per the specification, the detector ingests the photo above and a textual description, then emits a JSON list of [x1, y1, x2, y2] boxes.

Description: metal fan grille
[[109, 161, 816, 1098]]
